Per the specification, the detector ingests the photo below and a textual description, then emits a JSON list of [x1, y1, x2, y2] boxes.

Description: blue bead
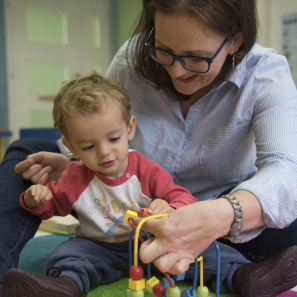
[[181, 287, 197, 297], [172, 271, 186, 281], [163, 278, 175, 288]]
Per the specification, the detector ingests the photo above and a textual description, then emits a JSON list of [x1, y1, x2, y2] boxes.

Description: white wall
[[257, 0, 297, 53]]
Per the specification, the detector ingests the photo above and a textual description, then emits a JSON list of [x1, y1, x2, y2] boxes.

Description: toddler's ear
[[128, 116, 136, 141], [62, 138, 79, 156]]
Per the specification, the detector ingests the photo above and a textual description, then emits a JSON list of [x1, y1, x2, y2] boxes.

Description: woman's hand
[[14, 152, 70, 185], [134, 199, 234, 275]]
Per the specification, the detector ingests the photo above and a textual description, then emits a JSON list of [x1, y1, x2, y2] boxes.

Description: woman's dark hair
[[127, 0, 258, 101]]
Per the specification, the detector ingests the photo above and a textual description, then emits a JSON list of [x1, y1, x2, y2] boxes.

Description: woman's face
[[154, 12, 236, 96]]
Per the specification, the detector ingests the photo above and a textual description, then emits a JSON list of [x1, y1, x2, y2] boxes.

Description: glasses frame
[[144, 27, 228, 74]]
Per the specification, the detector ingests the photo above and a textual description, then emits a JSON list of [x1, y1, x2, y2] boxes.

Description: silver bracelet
[[63, 152, 81, 162], [221, 194, 243, 240]]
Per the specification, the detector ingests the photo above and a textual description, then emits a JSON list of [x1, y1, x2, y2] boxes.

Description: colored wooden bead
[[129, 265, 144, 280], [126, 288, 131, 297], [166, 286, 181, 297], [163, 277, 175, 288], [172, 271, 186, 281], [124, 210, 138, 224], [130, 289, 144, 297], [129, 278, 145, 291], [181, 287, 197, 297], [153, 284, 166, 297], [140, 208, 150, 217], [196, 286, 209, 297], [146, 276, 160, 293]]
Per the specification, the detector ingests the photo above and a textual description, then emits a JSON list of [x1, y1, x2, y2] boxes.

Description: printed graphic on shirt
[[72, 175, 151, 243]]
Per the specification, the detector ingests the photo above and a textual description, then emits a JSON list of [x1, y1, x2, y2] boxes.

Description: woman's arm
[[134, 189, 264, 275]]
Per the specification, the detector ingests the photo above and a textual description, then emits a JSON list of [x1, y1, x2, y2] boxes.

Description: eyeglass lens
[[149, 48, 209, 73]]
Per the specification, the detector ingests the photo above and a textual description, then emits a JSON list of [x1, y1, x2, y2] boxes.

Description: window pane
[[88, 16, 101, 48], [27, 7, 68, 45], [28, 59, 68, 92], [30, 110, 54, 127]]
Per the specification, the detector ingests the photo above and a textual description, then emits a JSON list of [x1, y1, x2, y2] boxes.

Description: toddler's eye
[[110, 137, 121, 142], [82, 145, 94, 151]]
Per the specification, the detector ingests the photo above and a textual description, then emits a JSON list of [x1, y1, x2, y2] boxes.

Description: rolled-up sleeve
[[232, 54, 297, 243]]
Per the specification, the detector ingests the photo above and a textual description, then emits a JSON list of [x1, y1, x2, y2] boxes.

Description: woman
[[2, 0, 297, 296], [107, 0, 297, 268]]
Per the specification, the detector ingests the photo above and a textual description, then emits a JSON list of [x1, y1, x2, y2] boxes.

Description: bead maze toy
[[124, 209, 221, 297]]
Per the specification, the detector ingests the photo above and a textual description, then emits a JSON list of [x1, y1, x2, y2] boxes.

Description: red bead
[[129, 265, 144, 280], [153, 284, 166, 297], [140, 208, 150, 218]]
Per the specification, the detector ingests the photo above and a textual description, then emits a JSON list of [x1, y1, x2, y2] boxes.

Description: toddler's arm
[[24, 185, 53, 208]]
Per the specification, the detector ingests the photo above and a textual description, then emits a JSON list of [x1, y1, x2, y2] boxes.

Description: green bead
[[196, 285, 209, 297], [166, 286, 181, 297], [130, 289, 144, 297], [126, 288, 131, 297]]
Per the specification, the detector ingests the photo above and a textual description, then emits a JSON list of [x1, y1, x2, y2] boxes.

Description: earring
[[232, 54, 235, 68]]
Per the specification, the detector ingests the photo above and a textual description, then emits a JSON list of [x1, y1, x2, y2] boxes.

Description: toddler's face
[[63, 101, 136, 179]]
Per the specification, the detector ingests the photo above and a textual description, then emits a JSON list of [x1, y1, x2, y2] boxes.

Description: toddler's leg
[[43, 237, 131, 297]]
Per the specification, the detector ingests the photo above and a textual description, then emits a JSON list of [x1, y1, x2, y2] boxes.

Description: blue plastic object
[[20, 128, 62, 143]]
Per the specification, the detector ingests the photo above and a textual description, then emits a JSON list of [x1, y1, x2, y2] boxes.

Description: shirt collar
[[201, 54, 248, 95]]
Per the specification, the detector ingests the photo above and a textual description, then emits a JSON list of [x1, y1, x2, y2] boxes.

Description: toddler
[[1, 72, 197, 297]]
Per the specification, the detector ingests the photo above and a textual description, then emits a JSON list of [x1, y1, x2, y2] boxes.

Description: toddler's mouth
[[100, 160, 115, 168]]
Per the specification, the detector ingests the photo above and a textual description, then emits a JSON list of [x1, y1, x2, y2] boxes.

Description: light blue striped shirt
[[106, 41, 297, 243]]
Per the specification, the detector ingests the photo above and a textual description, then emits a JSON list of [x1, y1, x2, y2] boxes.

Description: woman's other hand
[[14, 152, 70, 185]]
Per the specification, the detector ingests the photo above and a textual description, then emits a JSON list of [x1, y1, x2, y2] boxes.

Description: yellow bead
[[146, 276, 160, 293], [124, 210, 138, 224], [128, 278, 145, 291]]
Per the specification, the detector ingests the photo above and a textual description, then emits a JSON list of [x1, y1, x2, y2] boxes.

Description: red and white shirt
[[20, 150, 197, 243]]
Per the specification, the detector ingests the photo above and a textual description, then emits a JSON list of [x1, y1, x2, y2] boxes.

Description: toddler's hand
[[24, 185, 53, 208], [148, 199, 174, 215]]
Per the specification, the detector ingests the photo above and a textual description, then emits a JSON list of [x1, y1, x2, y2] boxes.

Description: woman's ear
[[127, 116, 137, 141], [228, 32, 243, 55], [62, 137, 79, 157]]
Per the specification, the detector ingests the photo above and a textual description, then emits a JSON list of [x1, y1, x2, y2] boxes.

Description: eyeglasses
[[144, 27, 228, 74]]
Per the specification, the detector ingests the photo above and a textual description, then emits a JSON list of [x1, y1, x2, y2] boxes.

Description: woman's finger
[[21, 164, 43, 180], [30, 166, 52, 185], [139, 232, 176, 265], [14, 158, 34, 174], [38, 172, 50, 186], [166, 257, 193, 275]]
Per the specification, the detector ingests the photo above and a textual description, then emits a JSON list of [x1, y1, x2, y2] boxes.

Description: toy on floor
[[124, 209, 221, 297]]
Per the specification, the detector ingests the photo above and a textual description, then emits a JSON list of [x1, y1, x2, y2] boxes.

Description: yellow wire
[[198, 256, 203, 287], [133, 214, 169, 267]]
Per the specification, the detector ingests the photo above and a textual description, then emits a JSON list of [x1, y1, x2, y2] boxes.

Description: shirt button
[[171, 154, 176, 160], [126, 173, 131, 178]]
